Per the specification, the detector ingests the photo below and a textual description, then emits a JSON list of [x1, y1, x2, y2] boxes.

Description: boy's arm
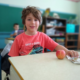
[[55, 44, 68, 53], [8, 37, 20, 56], [10, 33, 17, 37], [55, 44, 79, 57]]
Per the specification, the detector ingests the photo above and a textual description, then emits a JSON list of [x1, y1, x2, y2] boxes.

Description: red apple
[[56, 50, 66, 59]]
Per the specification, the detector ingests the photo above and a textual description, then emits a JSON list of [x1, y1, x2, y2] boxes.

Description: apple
[[56, 50, 66, 59]]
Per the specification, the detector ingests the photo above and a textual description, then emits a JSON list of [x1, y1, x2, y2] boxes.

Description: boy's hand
[[13, 33, 17, 36], [66, 50, 79, 57]]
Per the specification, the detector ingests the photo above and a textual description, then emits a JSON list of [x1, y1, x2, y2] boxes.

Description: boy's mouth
[[30, 26, 35, 29]]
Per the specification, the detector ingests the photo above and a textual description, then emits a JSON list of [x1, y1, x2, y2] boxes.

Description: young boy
[[8, 6, 79, 57], [10, 23, 19, 38]]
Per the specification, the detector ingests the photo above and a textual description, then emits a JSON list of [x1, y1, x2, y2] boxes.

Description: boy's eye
[[27, 19, 31, 21], [35, 19, 38, 21]]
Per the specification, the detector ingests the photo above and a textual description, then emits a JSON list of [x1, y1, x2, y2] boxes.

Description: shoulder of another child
[[15, 32, 24, 39], [11, 31, 15, 34]]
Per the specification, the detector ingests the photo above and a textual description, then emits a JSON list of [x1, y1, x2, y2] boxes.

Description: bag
[[1, 53, 11, 74]]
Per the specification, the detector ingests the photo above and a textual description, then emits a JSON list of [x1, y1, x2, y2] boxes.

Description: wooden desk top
[[5, 38, 15, 40], [9, 52, 80, 80]]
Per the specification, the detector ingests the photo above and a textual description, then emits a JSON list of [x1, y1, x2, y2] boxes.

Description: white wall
[[76, 2, 80, 25], [0, 0, 78, 14]]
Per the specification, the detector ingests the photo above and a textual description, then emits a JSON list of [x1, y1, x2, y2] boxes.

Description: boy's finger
[[69, 51, 73, 57], [72, 51, 79, 57], [75, 52, 79, 57]]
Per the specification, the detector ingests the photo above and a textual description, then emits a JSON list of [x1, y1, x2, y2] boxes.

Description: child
[[1, 23, 19, 59], [8, 6, 79, 57], [1, 23, 20, 78], [10, 23, 19, 38]]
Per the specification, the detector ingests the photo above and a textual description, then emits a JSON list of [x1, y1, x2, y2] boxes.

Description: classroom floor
[[1, 50, 80, 80], [2, 70, 6, 80]]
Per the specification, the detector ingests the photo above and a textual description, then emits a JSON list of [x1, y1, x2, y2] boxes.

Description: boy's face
[[14, 25, 19, 30], [24, 13, 39, 33]]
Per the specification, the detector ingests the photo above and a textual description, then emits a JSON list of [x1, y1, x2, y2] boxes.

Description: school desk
[[5, 38, 15, 44], [8, 52, 80, 80]]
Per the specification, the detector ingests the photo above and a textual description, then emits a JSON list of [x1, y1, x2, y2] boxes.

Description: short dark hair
[[21, 6, 42, 25], [13, 23, 19, 27]]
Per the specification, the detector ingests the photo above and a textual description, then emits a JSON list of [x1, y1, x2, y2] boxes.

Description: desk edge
[[8, 58, 24, 80]]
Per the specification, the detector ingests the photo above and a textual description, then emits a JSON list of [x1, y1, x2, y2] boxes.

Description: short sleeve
[[43, 33, 58, 51], [8, 38, 19, 57]]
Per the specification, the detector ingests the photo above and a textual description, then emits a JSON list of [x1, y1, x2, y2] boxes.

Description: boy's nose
[[31, 20, 35, 24]]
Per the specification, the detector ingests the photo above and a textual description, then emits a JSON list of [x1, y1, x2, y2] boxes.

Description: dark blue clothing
[[0, 54, 1, 80], [11, 31, 17, 38], [1, 53, 11, 74]]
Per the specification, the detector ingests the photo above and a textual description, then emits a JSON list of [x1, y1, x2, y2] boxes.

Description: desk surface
[[9, 52, 80, 80], [5, 38, 15, 40]]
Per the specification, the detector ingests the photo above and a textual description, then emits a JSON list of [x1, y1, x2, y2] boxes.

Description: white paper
[[66, 55, 80, 64]]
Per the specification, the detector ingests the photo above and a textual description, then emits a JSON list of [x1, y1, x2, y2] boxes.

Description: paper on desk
[[66, 55, 80, 64]]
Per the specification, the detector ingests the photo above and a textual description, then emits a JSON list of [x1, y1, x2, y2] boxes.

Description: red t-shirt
[[8, 32, 58, 56]]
